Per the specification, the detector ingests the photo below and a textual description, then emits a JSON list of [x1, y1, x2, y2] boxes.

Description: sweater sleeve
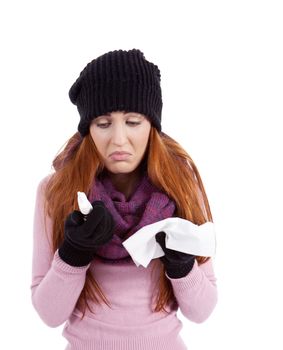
[[166, 258, 218, 323], [30, 175, 91, 328]]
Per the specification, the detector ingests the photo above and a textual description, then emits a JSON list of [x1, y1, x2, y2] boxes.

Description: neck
[[105, 168, 143, 200]]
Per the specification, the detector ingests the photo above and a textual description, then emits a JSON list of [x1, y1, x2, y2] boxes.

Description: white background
[[1, 0, 282, 349]]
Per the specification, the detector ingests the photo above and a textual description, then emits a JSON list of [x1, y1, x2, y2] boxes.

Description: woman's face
[[89, 111, 151, 174]]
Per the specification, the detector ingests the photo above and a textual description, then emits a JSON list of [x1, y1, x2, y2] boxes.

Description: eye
[[96, 121, 141, 129], [97, 123, 111, 128], [127, 121, 141, 126]]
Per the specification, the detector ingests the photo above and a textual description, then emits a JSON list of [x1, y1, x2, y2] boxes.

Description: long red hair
[[43, 127, 213, 319]]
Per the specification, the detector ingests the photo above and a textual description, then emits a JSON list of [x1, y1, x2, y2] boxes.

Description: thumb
[[155, 231, 167, 251], [65, 210, 85, 227]]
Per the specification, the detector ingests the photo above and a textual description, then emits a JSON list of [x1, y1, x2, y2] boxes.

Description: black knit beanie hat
[[69, 49, 163, 137]]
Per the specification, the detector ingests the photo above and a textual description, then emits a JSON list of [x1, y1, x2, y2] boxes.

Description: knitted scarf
[[88, 170, 176, 264]]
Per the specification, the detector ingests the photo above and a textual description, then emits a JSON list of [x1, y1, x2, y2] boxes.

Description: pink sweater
[[31, 175, 218, 350]]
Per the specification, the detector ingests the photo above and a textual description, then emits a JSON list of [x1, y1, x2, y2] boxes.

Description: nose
[[111, 122, 128, 146]]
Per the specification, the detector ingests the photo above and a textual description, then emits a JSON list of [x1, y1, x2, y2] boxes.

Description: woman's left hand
[[155, 231, 196, 279]]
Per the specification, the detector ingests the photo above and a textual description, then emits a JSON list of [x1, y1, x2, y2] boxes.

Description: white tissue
[[77, 191, 93, 215], [122, 217, 216, 268]]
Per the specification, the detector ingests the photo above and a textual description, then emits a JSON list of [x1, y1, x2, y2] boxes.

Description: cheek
[[136, 130, 150, 152], [89, 129, 105, 154], [89, 126, 96, 142]]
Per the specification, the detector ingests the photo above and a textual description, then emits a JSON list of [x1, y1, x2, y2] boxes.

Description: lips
[[109, 151, 131, 161], [109, 151, 131, 156]]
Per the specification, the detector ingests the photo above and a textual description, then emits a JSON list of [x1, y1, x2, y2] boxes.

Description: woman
[[31, 48, 218, 350]]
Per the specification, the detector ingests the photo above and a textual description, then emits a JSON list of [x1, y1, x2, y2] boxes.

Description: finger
[[155, 231, 166, 251], [86, 201, 106, 223], [83, 204, 112, 236], [90, 200, 105, 208], [67, 210, 85, 226]]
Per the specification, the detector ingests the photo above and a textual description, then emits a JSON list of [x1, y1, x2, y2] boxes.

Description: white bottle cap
[[77, 191, 93, 215]]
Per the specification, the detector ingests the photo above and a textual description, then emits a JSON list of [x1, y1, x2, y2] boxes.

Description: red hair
[[44, 127, 213, 319]]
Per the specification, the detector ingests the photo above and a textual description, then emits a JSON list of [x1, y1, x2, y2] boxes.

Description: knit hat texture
[[69, 49, 163, 136]]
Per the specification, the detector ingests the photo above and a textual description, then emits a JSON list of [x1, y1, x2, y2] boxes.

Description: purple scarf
[[88, 171, 176, 264]]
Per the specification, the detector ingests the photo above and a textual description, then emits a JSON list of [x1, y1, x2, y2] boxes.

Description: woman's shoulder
[[36, 172, 54, 194]]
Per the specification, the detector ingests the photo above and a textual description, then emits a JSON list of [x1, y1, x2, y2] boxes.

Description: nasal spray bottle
[[77, 191, 93, 220]]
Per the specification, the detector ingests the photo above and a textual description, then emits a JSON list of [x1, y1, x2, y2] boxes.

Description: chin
[[106, 163, 137, 174]]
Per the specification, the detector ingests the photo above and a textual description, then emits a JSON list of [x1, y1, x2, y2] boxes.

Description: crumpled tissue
[[122, 218, 216, 267]]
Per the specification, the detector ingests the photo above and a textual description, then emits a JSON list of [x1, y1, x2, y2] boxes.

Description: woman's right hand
[[58, 201, 115, 267]]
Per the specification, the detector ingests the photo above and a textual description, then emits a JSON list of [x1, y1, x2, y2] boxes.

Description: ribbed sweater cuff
[[52, 250, 91, 274]]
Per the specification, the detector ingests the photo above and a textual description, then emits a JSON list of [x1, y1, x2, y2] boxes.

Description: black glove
[[155, 231, 195, 279], [58, 201, 114, 267]]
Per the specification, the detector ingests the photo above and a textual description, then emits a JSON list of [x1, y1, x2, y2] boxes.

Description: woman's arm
[[166, 258, 218, 323], [30, 176, 90, 327]]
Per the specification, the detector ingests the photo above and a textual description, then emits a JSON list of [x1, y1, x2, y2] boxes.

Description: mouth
[[109, 151, 131, 156], [109, 151, 131, 161]]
